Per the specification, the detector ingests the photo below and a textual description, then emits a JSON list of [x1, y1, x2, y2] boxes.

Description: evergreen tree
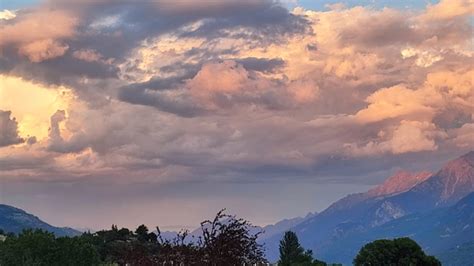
[[279, 231, 328, 266], [279, 231, 305, 265]]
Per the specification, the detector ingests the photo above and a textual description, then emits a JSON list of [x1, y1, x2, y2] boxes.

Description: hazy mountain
[[263, 171, 436, 261], [155, 212, 317, 245], [437, 241, 474, 266], [0, 204, 80, 237], [320, 192, 474, 264], [263, 151, 474, 263], [259, 212, 317, 241]]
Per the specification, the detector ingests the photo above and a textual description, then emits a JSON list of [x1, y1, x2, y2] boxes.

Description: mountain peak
[[367, 170, 432, 197], [435, 151, 474, 201]]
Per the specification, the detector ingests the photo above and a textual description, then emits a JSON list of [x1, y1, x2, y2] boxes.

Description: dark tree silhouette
[[199, 209, 266, 265], [279, 231, 327, 266], [354, 237, 441, 266], [279, 231, 305, 265], [156, 209, 266, 265]]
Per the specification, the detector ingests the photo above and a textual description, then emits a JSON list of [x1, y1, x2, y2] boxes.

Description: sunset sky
[[0, 0, 473, 231]]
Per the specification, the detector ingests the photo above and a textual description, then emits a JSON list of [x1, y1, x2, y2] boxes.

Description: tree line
[[0, 210, 441, 265]]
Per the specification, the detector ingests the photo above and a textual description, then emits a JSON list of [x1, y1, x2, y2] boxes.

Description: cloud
[[347, 120, 447, 156], [1, 1, 472, 188], [188, 60, 250, 94], [355, 85, 436, 123], [385, 120, 446, 154], [356, 68, 474, 124], [0, 9, 16, 20], [18, 39, 69, 63], [72, 49, 104, 63], [48, 110, 66, 147], [0, 75, 73, 140], [0, 9, 77, 62], [451, 123, 474, 149], [0, 110, 24, 147], [234, 57, 285, 73], [337, 8, 418, 48], [423, 0, 474, 20]]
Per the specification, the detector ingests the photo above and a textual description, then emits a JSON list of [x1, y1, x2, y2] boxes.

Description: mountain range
[[262, 151, 474, 264], [0, 204, 80, 237], [1, 151, 473, 265]]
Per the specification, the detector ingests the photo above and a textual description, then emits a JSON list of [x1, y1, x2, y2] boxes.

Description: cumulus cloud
[[356, 69, 473, 124], [422, 0, 474, 20], [346, 120, 448, 156], [0, 110, 24, 147], [0, 9, 77, 62], [48, 110, 66, 145], [18, 39, 69, 63], [1, 0, 472, 185], [0, 9, 16, 20], [189, 60, 250, 94], [72, 49, 103, 63], [451, 123, 474, 148]]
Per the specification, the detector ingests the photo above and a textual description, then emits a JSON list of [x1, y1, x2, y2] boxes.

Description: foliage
[[353, 237, 441, 266], [0, 229, 100, 266], [156, 209, 266, 265], [279, 231, 327, 266], [0, 209, 266, 265], [1, 220, 442, 266], [199, 209, 265, 265]]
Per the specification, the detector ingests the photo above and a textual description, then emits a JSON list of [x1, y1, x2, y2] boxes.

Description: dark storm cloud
[[74, 0, 309, 57], [1, 0, 310, 91], [1, 53, 119, 87], [235, 57, 285, 73], [121, 67, 199, 92], [0, 110, 24, 147], [177, 1, 310, 41], [118, 85, 205, 117], [117, 71, 205, 117]]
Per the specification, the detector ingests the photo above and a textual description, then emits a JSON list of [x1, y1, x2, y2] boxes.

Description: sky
[[0, 0, 473, 231]]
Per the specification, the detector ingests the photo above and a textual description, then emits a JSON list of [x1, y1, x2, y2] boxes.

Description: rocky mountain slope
[[320, 192, 474, 264], [263, 151, 474, 263]]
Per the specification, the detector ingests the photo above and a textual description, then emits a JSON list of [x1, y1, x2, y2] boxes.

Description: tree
[[279, 231, 305, 265], [199, 209, 266, 265], [55, 236, 100, 266], [135, 224, 150, 242], [279, 231, 327, 266], [0, 210, 268, 265], [353, 237, 441, 266], [0, 229, 100, 266]]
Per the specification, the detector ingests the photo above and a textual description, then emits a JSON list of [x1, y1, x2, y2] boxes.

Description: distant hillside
[[320, 192, 474, 264], [259, 212, 317, 241], [263, 151, 474, 263], [0, 204, 80, 237], [437, 241, 474, 266]]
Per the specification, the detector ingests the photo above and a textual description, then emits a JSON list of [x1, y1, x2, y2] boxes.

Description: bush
[[353, 237, 441, 266]]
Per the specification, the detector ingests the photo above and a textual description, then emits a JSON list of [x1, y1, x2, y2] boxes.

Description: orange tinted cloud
[[0, 9, 77, 62]]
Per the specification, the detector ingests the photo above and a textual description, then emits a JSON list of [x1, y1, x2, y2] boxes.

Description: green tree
[[0, 229, 100, 266], [135, 224, 149, 242], [279, 231, 305, 265], [279, 231, 327, 266], [56, 236, 100, 266], [353, 237, 441, 266]]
